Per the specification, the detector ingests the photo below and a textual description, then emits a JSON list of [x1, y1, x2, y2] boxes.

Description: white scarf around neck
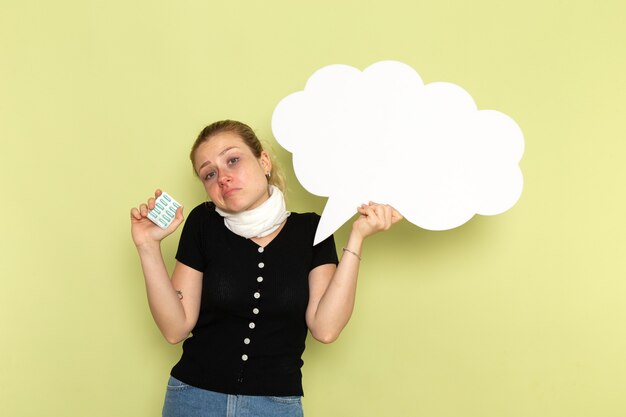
[[215, 185, 290, 239]]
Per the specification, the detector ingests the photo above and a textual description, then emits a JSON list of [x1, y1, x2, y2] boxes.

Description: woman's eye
[[204, 171, 216, 181], [228, 157, 240, 166]]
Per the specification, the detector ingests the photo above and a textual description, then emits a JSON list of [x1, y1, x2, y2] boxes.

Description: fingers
[[130, 190, 163, 221], [391, 208, 404, 224], [130, 207, 142, 220], [171, 206, 185, 224], [382, 204, 393, 229], [130, 204, 150, 219], [356, 202, 403, 231], [167, 206, 185, 230], [356, 203, 388, 231]]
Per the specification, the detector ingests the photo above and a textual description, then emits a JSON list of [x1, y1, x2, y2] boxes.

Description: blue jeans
[[162, 376, 304, 417]]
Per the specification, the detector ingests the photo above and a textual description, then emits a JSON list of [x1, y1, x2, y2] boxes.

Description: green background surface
[[1, 1, 625, 416]]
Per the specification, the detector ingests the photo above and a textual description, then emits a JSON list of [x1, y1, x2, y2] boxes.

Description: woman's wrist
[[135, 240, 162, 255], [344, 229, 364, 258], [342, 247, 362, 261]]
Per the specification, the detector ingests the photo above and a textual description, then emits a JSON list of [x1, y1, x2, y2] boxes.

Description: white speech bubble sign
[[272, 61, 524, 245]]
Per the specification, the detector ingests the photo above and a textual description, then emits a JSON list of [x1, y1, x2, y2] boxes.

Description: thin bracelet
[[342, 247, 362, 261]]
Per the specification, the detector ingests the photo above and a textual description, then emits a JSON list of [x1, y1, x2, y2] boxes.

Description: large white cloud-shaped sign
[[272, 61, 524, 245]]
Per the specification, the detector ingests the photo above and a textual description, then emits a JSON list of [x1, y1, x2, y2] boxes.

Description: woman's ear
[[259, 151, 272, 174]]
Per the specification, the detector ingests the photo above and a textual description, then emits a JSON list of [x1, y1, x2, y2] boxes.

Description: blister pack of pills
[[147, 192, 181, 229]]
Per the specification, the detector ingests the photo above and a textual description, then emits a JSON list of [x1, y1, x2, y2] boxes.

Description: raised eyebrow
[[197, 160, 213, 174], [197, 146, 241, 172], [220, 146, 240, 157]]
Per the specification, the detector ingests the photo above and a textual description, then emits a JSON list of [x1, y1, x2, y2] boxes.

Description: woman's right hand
[[130, 189, 184, 248]]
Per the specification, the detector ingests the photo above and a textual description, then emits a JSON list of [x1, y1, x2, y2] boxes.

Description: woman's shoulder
[[289, 211, 321, 222], [286, 211, 322, 233], [189, 201, 216, 213], [186, 201, 220, 224], [285, 211, 336, 251]]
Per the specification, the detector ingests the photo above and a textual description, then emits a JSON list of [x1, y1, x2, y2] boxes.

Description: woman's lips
[[222, 188, 239, 199]]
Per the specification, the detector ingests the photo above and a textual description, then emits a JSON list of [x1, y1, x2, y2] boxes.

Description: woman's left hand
[[352, 202, 403, 241]]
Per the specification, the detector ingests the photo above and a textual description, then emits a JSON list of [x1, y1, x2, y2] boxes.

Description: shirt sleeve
[[175, 203, 210, 272], [310, 215, 339, 269]]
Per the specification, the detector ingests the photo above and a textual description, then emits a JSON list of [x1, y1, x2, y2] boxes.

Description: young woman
[[130, 120, 402, 417]]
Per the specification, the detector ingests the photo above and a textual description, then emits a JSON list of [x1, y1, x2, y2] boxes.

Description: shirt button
[[254, 292, 260, 299], [253, 308, 259, 315], [249, 322, 256, 329], [258, 262, 264, 268], [257, 276, 263, 283], [244, 338, 251, 345], [242, 354, 248, 361], [258, 247, 264, 253]]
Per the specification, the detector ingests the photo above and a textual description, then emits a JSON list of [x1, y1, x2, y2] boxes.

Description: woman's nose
[[218, 171, 231, 186]]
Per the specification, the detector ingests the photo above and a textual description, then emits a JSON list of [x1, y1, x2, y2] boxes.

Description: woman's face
[[193, 131, 271, 213]]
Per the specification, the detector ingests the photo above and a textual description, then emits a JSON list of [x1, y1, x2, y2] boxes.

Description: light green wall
[[2, 1, 625, 416]]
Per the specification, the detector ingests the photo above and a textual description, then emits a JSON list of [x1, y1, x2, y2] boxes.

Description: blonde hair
[[190, 120, 286, 192]]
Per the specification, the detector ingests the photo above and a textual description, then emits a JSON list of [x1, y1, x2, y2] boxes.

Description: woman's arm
[[131, 190, 203, 344], [305, 203, 402, 343]]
